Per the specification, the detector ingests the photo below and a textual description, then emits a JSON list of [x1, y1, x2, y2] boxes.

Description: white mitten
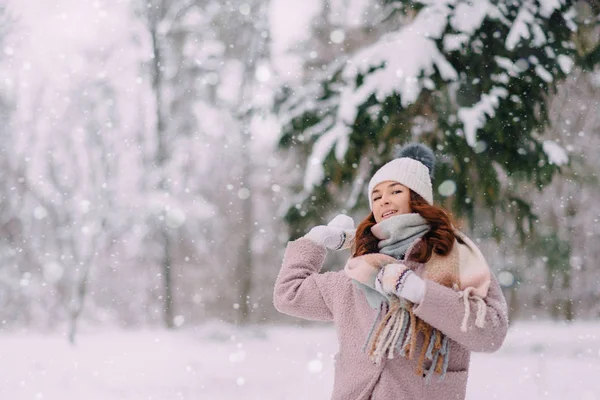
[[304, 214, 355, 251], [398, 272, 425, 304], [375, 263, 425, 304], [326, 214, 355, 249]]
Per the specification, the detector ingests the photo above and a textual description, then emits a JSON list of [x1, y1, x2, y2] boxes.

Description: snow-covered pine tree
[[277, 0, 599, 239]]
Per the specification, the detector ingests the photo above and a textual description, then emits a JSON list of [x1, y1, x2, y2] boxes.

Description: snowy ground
[[0, 321, 598, 400]]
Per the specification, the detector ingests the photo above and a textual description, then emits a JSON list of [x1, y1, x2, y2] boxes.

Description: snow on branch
[[506, 0, 565, 51], [304, 1, 460, 191], [542, 140, 568, 166], [458, 87, 509, 147]]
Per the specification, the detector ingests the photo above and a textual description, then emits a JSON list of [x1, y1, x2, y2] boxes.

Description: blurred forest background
[[0, 0, 599, 341]]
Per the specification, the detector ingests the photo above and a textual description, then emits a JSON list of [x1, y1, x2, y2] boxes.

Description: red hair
[[352, 191, 456, 263]]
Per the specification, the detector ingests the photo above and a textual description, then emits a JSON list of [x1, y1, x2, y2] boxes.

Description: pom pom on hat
[[395, 142, 435, 180], [367, 142, 436, 209]]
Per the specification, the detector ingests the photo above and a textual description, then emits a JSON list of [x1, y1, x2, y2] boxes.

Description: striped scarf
[[354, 215, 456, 383]]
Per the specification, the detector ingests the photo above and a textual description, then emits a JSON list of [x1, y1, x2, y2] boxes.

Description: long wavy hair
[[352, 190, 456, 263]]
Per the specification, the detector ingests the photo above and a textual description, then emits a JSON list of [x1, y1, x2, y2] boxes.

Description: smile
[[381, 210, 397, 219]]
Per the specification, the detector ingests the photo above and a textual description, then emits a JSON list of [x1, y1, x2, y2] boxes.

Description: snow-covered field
[[0, 321, 598, 400]]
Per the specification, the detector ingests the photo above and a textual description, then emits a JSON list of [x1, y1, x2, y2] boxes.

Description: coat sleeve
[[413, 272, 509, 353], [273, 237, 347, 322]]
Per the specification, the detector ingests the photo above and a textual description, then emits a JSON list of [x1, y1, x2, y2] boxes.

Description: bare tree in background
[[208, 0, 271, 324], [138, 0, 201, 329]]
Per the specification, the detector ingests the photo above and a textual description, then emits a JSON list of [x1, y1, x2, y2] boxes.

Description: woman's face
[[371, 181, 411, 223]]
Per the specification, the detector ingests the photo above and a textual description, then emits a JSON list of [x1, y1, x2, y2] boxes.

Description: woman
[[273, 143, 508, 399]]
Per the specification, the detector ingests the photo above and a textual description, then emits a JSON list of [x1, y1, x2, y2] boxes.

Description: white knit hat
[[367, 143, 435, 209]]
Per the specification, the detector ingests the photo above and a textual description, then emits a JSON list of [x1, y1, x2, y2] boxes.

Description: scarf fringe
[[456, 285, 488, 332], [362, 301, 385, 353], [364, 299, 451, 382]]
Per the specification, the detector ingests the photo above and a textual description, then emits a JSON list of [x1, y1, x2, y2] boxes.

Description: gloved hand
[[304, 214, 356, 251], [375, 263, 425, 304]]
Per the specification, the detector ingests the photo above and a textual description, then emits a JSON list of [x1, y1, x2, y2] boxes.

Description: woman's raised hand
[[304, 214, 356, 251]]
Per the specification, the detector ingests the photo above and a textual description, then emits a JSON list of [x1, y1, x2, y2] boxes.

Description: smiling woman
[[274, 142, 508, 400], [371, 182, 412, 222]]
